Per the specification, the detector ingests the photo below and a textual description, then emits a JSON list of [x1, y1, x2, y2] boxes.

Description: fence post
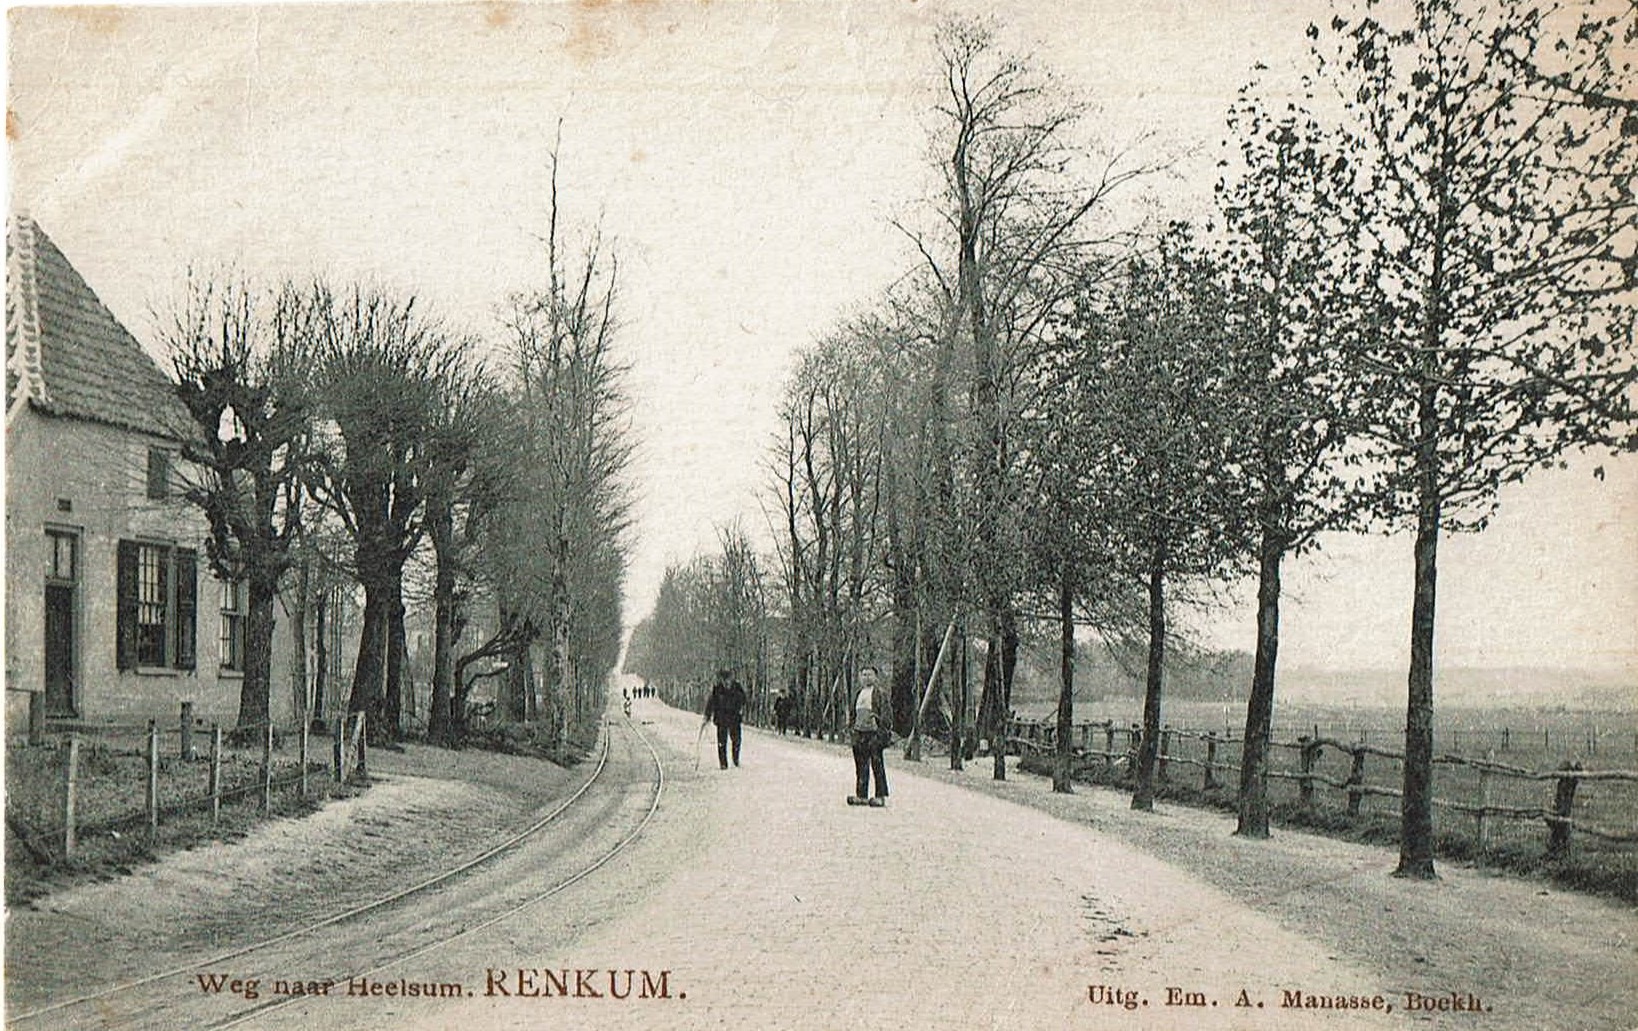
[[1475, 750, 1493, 851], [1546, 762, 1581, 859], [1080, 723, 1091, 753], [1502, 727, 1509, 752], [1158, 725, 1172, 784], [63, 735, 80, 858], [298, 714, 310, 800], [260, 722, 274, 812], [353, 711, 369, 781], [179, 701, 194, 760], [1104, 723, 1116, 770], [1126, 724, 1140, 779], [333, 716, 345, 783], [1346, 746, 1367, 817], [145, 720, 160, 840], [209, 724, 223, 824], [1297, 735, 1317, 809], [1203, 732, 1218, 791]]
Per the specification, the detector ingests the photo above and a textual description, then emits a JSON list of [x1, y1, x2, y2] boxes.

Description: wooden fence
[[7, 704, 368, 863], [1005, 717, 1638, 859]]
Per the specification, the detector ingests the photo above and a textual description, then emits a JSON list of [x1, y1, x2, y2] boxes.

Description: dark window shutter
[[146, 449, 170, 500], [116, 540, 139, 670], [174, 549, 197, 670]]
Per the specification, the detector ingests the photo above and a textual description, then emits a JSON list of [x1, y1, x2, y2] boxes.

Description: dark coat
[[705, 680, 747, 725]]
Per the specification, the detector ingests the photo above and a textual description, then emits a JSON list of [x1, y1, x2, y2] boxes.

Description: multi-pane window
[[219, 579, 246, 672], [116, 541, 196, 671], [46, 529, 77, 582], [136, 545, 169, 666]]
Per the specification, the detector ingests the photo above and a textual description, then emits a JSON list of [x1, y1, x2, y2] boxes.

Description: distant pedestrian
[[704, 668, 747, 769], [773, 691, 795, 736], [847, 665, 890, 807]]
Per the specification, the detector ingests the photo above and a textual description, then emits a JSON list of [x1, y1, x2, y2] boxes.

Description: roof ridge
[[7, 213, 50, 418]]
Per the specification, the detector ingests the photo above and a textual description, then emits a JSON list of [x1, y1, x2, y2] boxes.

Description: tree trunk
[[1053, 559, 1075, 794], [384, 578, 406, 741], [289, 560, 309, 733], [1132, 551, 1166, 811], [1236, 529, 1284, 838], [428, 552, 458, 745], [236, 574, 279, 733], [980, 634, 1004, 779], [1397, 382, 1442, 880], [552, 532, 573, 750], [950, 622, 967, 771], [349, 579, 388, 734]]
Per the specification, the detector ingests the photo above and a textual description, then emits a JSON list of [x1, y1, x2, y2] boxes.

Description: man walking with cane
[[704, 668, 747, 770]]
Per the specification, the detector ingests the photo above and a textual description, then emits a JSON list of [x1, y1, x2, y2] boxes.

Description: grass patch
[[1016, 748, 1636, 904], [5, 740, 358, 906]]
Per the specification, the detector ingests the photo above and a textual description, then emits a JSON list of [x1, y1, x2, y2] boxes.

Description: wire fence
[[6, 706, 370, 864]]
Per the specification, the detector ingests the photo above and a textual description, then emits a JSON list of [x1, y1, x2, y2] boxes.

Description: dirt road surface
[[5, 697, 1633, 1031]]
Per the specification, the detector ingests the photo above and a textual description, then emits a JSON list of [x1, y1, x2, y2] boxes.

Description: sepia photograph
[[4, 1, 1636, 1028]]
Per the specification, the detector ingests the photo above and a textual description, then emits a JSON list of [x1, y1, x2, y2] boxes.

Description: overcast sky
[[8, 0, 1635, 679]]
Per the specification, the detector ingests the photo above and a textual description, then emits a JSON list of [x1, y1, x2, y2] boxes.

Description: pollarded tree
[[304, 282, 461, 743], [1319, 0, 1638, 878], [163, 273, 312, 734], [421, 356, 517, 745]]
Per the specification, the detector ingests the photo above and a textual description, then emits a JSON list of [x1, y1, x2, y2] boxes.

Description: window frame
[[116, 540, 197, 672], [218, 577, 247, 673]]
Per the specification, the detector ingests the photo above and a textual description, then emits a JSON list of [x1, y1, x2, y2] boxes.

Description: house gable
[[6, 215, 184, 440]]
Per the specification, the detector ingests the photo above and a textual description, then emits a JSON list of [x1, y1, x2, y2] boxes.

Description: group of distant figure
[[700, 666, 890, 808]]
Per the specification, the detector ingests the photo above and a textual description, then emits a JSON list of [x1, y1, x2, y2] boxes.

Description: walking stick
[[694, 719, 708, 771]]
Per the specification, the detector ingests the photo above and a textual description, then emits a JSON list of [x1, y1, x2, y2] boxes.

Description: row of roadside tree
[[627, 0, 1637, 880], [160, 165, 632, 750]]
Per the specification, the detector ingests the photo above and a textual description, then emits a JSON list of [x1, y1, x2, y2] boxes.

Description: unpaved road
[[5, 699, 1633, 1031]]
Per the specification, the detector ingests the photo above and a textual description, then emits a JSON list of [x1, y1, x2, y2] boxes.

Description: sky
[[7, 0, 1635, 679]]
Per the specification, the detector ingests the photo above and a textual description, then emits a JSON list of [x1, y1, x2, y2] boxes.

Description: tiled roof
[[6, 215, 185, 440]]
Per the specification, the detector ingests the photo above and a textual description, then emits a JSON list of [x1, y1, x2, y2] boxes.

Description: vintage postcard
[[5, 1, 1635, 1029]]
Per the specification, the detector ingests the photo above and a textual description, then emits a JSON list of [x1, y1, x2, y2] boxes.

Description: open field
[[1008, 697, 1637, 899]]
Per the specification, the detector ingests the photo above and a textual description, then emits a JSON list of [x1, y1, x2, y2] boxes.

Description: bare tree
[[162, 272, 312, 735], [304, 282, 460, 743]]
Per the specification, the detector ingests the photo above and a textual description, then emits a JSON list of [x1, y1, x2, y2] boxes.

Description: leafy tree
[[1318, 0, 1638, 877], [906, 16, 1160, 779], [1052, 227, 1251, 811], [1213, 87, 1380, 838]]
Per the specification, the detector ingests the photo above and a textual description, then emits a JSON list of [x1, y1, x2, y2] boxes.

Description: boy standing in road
[[704, 668, 747, 769], [847, 665, 891, 807]]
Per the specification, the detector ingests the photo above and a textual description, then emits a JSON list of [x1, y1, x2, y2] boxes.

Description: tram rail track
[[8, 716, 666, 1030]]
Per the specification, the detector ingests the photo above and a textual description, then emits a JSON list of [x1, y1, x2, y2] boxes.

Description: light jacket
[[850, 683, 889, 745]]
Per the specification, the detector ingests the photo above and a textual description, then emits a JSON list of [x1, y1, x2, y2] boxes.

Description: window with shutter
[[117, 540, 197, 670], [174, 549, 197, 670], [116, 540, 139, 670]]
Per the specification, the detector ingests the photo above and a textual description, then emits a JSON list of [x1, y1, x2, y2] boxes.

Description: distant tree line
[[629, 0, 1636, 881], [159, 153, 632, 753]]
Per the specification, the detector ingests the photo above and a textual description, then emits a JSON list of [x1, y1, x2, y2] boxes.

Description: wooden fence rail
[[1005, 717, 1638, 857]]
